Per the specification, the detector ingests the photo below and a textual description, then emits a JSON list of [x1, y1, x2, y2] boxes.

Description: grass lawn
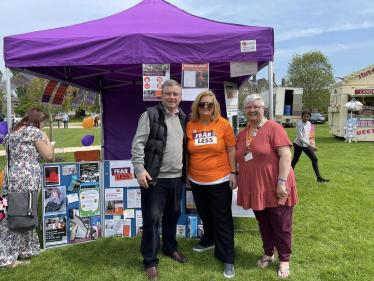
[[1, 124, 374, 280]]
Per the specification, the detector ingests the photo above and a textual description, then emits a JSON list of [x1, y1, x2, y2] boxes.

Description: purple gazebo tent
[[3, 0, 274, 160]]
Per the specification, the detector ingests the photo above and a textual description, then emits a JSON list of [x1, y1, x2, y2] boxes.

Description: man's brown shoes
[[170, 251, 187, 263], [145, 267, 159, 280]]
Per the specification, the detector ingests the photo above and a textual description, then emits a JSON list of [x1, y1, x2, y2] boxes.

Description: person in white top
[[291, 110, 329, 182]]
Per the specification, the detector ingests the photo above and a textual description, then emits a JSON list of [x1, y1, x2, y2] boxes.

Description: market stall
[[329, 64, 374, 141]]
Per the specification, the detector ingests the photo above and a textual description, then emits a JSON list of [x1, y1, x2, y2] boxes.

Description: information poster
[[230, 61, 257, 77], [136, 210, 143, 236], [109, 161, 138, 187], [45, 217, 67, 247], [105, 188, 124, 215], [143, 64, 170, 101], [44, 166, 60, 186], [79, 163, 99, 183], [224, 81, 239, 117], [123, 219, 131, 237], [127, 189, 141, 209], [182, 63, 209, 101], [79, 188, 100, 217]]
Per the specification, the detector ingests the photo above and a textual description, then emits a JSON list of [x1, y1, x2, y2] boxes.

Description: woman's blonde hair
[[189, 91, 221, 122]]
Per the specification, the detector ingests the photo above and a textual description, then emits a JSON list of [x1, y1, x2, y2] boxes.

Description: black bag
[[7, 191, 39, 232]]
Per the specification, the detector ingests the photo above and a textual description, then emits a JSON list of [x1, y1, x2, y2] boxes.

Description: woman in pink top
[[235, 94, 298, 278]]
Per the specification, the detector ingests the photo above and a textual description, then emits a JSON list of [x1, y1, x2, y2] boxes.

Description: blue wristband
[[278, 178, 286, 183]]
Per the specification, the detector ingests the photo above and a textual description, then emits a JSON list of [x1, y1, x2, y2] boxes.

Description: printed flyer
[[105, 188, 124, 215], [79, 188, 100, 217], [143, 64, 170, 101], [109, 161, 138, 187], [79, 163, 99, 183], [127, 188, 141, 209], [182, 63, 209, 101], [45, 217, 67, 247], [224, 82, 239, 118], [70, 215, 91, 244], [44, 186, 67, 216]]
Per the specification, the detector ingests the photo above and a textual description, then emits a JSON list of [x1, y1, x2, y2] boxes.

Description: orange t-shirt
[[187, 117, 236, 183]]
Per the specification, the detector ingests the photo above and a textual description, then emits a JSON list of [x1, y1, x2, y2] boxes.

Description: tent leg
[[268, 61, 274, 121], [6, 68, 12, 131]]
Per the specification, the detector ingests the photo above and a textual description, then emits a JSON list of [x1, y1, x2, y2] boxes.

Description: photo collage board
[[42, 162, 102, 249], [42, 160, 253, 248]]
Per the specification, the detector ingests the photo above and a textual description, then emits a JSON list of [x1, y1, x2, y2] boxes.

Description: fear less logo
[[111, 167, 133, 181]]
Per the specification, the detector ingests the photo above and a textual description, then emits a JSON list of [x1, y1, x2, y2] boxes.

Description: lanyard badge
[[245, 119, 267, 161]]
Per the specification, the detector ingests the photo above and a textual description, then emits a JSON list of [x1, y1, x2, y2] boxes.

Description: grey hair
[[244, 94, 265, 107], [162, 79, 182, 93]]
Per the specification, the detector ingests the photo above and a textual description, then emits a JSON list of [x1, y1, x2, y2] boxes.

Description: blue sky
[[1, 0, 373, 84]]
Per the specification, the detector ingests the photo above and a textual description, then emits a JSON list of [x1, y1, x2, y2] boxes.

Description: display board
[[42, 160, 254, 248], [42, 162, 102, 248]]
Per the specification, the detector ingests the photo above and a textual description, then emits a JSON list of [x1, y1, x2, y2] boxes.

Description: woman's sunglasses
[[198, 102, 214, 108]]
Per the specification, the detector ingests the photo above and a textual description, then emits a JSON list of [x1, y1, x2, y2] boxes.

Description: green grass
[[1, 123, 374, 280]]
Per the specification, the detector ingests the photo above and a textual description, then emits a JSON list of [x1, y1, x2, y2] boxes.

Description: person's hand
[[229, 174, 238, 190], [310, 145, 318, 152], [277, 181, 287, 199], [136, 172, 152, 189]]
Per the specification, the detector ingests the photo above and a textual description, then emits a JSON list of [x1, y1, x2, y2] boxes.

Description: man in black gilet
[[131, 79, 187, 280]]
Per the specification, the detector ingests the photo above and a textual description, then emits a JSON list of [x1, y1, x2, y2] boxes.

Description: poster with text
[[136, 210, 143, 236], [127, 188, 141, 209], [224, 81, 239, 117], [45, 217, 67, 248], [123, 219, 131, 237], [143, 64, 170, 101], [62, 164, 77, 176], [230, 61, 257, 78], [80, 163, 99, 183], [109, 161, 139, 187], [79, 188, 100, 217], [182, 63, 209, 101], [105, 188, 124, 215]]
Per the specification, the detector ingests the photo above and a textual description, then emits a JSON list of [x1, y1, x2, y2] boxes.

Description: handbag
[[5, 141, 39, 233]]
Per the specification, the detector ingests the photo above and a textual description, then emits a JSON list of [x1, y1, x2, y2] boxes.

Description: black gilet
[[144, 103, 187, 186]]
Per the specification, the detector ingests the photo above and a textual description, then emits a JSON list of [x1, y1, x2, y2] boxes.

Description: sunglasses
[[198, 102, 214, 108]]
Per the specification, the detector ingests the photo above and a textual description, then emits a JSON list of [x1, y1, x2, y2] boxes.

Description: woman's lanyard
[[245, 119, 267, 160]]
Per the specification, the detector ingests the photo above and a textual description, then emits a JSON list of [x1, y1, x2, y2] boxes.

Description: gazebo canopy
[[4, 0, 274, 160]]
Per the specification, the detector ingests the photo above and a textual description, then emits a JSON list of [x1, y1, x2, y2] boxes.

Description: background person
[[235, 94, 298, 278], [0, 108, 53, 269], [291, 110, 330, 182], [131, 79, 187, 280], [186, 91, 237, 279], [62, 112, 69, 128], [55, 114, 62, 128]]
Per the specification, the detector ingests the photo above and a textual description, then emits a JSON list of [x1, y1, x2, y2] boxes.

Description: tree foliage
[[285, 50, 334, 112]]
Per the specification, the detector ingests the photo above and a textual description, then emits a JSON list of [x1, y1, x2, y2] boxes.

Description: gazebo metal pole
[[6, 68, 12, 131], [99, 79, 104, 160], [268, 61, 274, 121]]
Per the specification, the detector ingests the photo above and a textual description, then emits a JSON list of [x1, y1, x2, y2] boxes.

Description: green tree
[[285, 50, 334, 112]]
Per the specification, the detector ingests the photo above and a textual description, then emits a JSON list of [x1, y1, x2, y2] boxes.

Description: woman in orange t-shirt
[[186, 91, 237, 278]]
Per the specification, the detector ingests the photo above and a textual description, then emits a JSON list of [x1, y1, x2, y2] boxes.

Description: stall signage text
[[358, 68, 374, 79], [355, 89, 374, 95]]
